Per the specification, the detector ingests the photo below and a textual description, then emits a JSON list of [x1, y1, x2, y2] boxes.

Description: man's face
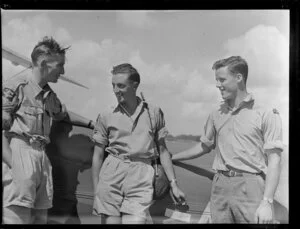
[[215, 66, 239, 102], [40, 54, 65, 83], [112, 73, 137, 105]]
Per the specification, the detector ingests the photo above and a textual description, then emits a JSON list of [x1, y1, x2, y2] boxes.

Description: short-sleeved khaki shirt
[[200, 93, 284, 175], [92, 97, 168, 159], [2, 73, 67, 142]]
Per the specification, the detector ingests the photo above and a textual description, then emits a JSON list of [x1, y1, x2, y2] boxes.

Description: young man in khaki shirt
[[172, 56, 283, 224], [92, 63, 185, 224]]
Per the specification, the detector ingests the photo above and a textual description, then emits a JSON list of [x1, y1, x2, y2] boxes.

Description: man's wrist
[[170, 178, 178, 188], [261, 197, 274, 205], [87, 120, 93, 129]]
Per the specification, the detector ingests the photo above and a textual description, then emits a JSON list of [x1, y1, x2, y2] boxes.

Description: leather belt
[[218, 170, 243, 177], [12, 134, 48, 151], [218, 170, 264, 178], [108, 153, 152, 164]]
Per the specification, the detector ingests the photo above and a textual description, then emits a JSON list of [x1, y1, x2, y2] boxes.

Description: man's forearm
[[92, 146, 105, 192], [160, 144, 186, 204], [92, 161, 102, 192], [172, 142, 210, 162], [263, 150, 282, 200], [2, 131, 12, 168], [160, 149, 177, 182]]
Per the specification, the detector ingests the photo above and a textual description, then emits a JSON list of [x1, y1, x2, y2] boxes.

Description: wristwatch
[[262, 197, 274, 204]]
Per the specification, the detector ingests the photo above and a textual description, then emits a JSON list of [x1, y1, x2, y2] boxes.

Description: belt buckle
[[29, 138, 45, 151]]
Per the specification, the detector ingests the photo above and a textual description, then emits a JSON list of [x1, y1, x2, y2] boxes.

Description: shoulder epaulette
[[3, 74, 28, 92], [272, 108, 280, 114]]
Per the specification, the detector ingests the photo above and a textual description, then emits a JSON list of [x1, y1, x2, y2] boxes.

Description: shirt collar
[[242, 93, 254, 103], [114, 96, 144, 113], [28, 76, 52, 98], [224, 93, 255, 112]]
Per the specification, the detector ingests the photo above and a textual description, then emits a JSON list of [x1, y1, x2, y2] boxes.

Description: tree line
[[165, 134, 201, 142]]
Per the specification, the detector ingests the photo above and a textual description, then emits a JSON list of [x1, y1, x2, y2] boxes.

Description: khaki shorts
[[2, 138, 53, 209], [93, 154, 154, 218]]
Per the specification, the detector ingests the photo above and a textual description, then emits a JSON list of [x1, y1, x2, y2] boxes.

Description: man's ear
[[37, 59, 49, 77], [133, 82, 139, 90], [40, 59, 47, 68], [36, 58, 47, 70], [236, 73, 244, 83]]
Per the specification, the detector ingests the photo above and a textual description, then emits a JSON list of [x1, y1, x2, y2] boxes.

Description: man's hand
[[254, 200, 274, 224], [170, 181, 186, 205]]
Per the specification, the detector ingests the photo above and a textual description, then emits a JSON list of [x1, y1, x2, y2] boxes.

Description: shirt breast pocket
[[21, 106, 44, 134]]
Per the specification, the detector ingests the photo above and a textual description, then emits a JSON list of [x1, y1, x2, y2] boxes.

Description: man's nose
[[216, 81, 221, 88], [114, 87, 119, 93], [61, 67, 65, 75]]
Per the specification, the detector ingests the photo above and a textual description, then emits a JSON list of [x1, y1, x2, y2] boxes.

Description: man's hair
[[31, 36, 70, 66], [212, 56, 248, 84], [111, 63, 140, 85]]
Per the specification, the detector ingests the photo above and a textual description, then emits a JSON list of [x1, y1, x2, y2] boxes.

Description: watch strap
[[263, 197, 274, 204]]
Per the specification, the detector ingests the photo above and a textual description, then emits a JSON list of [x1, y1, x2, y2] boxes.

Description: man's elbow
[[267, 150, 282, 168], [195, 142, 210, 156]]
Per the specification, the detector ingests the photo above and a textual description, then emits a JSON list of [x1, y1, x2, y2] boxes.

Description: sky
[[2, 10, 289, 144]]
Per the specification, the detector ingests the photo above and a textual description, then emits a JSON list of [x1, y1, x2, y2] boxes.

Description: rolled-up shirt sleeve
[[262, 108, 284, 153], [92, 113, 108, 147], [2, 87, 19, 130], [154, 107, 169, 141], [200, 113, 216, 149]]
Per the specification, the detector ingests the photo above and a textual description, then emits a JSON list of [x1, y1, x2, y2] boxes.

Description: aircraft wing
[[60, 76, 89, 89], [2, 46, 32, 68], [2, 46, 89, 89]]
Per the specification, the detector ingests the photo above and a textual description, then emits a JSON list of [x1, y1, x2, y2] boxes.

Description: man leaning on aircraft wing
[[2, 36, 95, 224]]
